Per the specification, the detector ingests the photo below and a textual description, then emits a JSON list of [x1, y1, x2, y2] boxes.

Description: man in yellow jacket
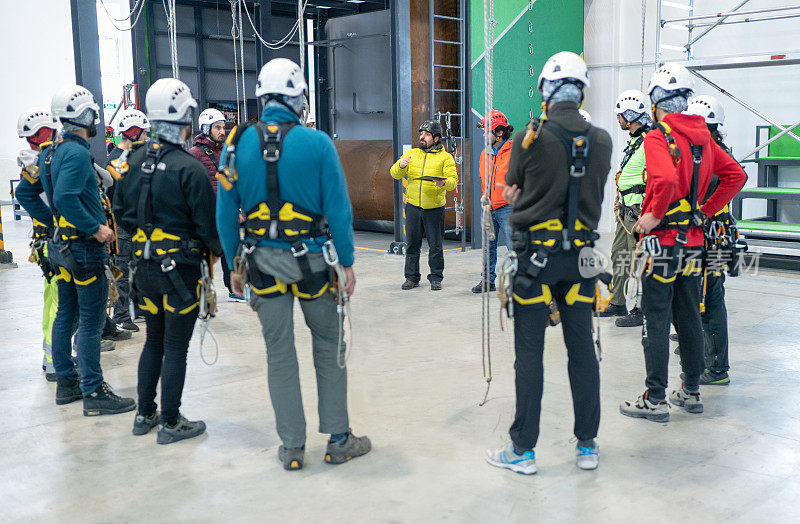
[[390, 120, 458, 290]]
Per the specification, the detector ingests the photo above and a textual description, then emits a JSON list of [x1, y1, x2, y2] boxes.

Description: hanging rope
[[161, 0, 179, 79], [231, 0, 242, 123], [297, 0, 306, 75], [479, 0, 496, 407], [98, 0, 146, 31], [640, 0, 647, 89], [238, 0, 247, 122], [241, 0, 309, 50]]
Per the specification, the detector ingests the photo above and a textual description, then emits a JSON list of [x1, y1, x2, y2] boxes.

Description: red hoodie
[[188, 134, 223, 193], [642, 112, 746, 247]]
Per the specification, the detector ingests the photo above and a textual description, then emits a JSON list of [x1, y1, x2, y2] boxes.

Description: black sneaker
[[55, 377, 83, 405], [471, 282, 496, 293], [132, 411, 161, 435], [279, 445, 305, 471], [615, 307, 643, 327], [45, 372, 57, 382], [669, 333, 679, 342], [699, 370, 730, 385], [157, 414, 206, 445], [401, 279, 419, 290], [83, 382, 136, 416], [430, 281, 442, 291], [598, 304, 627, 317], [102, 326, 132, 341], [120, 320, 139, 332], [324, 430, 372, 464]]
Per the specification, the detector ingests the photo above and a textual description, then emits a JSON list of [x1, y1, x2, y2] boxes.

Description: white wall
[[584, 0, 800, 232], [0, 1, 75, 201]]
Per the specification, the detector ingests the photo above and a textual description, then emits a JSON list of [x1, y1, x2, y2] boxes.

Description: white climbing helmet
[[17, 107, 59, 138], [615, 89, 649, 116], [579, 109, 592, 124], [116, 108, 150, 133], [51, 85, 100, 124], [255, 58, 308, 98], [198, 108, 226, 128], [537, 51, 590, 90], [647, 62, 694, 97], [145, 78, 197, 123], [685, 94, 725, 125]]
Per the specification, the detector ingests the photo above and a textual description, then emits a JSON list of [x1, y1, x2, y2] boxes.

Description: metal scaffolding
[[655, 0, 800, 160]]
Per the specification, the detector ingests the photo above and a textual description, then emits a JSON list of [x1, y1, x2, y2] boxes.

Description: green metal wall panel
[[470, 0, 583, 130]]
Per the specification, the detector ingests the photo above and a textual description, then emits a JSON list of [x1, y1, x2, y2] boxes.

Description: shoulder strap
[[253, 121, 297, 239], [688, 144, 703, 223], [619, 134, 645, 172], [200, 144, 218, 167], [136, 141, 165, 233], [654, 122, 681, 164]]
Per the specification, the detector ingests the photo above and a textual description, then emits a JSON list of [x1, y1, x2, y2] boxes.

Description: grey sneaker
[[615, 307, 643, 327], [324, 431, 371, 464], [576, 441, 599, 471], [620, 392, 670, 422], [101, 339, 116, 352], [83, 382, 136, 416], [132, 411, 160, 436], [486, 443, 537, 475], [430, 281, 442, 291], [669, 388, 703, 413], [157, 414, 206, 444], [401, 279, 419, 290], [278, 446, 305, 471]]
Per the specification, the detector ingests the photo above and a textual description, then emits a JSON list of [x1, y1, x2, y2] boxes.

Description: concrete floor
[[1, 213, 800, 522]]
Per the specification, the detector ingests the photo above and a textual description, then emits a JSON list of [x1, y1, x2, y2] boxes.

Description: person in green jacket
[[601, 90, 651, 327], [390, 120, 458, 291]]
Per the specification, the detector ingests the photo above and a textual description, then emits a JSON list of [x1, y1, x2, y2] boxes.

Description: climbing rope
[[161, 0, 180, 79], [479, 0, 496, 407], [98, 0, 146, 31]]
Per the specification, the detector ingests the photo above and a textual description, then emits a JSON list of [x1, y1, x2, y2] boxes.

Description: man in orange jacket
[[620, 63, 746, 423], [473, 110, 514, 293]]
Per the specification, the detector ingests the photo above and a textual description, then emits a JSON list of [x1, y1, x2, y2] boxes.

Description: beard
[[87, 123, 98, 138]]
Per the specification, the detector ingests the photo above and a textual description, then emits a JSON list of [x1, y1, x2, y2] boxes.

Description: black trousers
[[641, 248, 705, 399], [221, 255, 232, 293], [134, 261, 200, 426], [404, 203, 445, 283], [509, 250, 600, 450], [112, 232, 136, 323], [702, 272, 729, 374]]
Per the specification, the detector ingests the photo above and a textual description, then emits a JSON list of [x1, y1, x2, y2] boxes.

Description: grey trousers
[[610, 207, 639, 307], [252, 289, 349, 448]]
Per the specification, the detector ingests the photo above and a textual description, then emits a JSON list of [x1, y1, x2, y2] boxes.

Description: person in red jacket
[[620, 63, 746, 423], [473, 110, 514, 293], [188, 108, 244, 302]]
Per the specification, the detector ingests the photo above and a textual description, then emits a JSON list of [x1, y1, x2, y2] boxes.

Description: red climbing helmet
[[478, 110, 510, 131]]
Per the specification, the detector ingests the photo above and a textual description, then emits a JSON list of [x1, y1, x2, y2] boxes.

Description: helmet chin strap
[[541, 80, 584, 116]]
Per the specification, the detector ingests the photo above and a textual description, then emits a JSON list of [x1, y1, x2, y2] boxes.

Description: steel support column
[[390, 0, 412, 246], [316, 11, 331, 135], [130, 0, 150, 104], [70, 0, 107, 161]]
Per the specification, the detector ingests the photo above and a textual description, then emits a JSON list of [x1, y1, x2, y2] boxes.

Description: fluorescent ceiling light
[[348, 0, 366, 3], [661, 1, 692, 11], [315, 5, 331, 8]]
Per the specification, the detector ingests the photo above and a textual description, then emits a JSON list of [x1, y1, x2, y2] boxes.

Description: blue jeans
[[484, 205, 514, 283], [51, 241, 109, 395]]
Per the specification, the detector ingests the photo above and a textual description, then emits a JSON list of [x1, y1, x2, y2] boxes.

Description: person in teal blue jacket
[[216, 58, 369, 471]]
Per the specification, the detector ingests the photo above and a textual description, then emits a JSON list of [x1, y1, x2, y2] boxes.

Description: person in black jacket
[[113, 78, 223, 444], [485, 52, 612, 474]]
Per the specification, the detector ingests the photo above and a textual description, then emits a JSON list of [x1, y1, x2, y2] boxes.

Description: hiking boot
[[670, 387, 704, 413], [669, 333, 679, 342], [324, 431, 371, 464], [157, 414, 206, 444], [619, 392, 670, 422], [74, 339, 116, 353], [485, 443, 537, 475], [401, 279, 419, 290], [472, 282, 496, 293], [120, 320, 139, 332], [55, 377, 83, 405], [45, 372, 57, 382], [279, 446, 305, 471], [699, 370, 730, 385], [615, 307, 643, 327], [430, 281, 442, 291], [599, 303, 627, 317], [132, 411, 160, 436], [576, 440, 599, 471], [83, 382, 136, 416]]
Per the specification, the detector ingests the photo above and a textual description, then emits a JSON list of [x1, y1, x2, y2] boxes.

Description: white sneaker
[[669, 387, 703, 413], [619, 392, 670, 422], [486, 443, 537, 475], [576, 442, 599, 470]]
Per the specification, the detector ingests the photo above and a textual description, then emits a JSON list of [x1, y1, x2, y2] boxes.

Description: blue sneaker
[[485, 443, 537, 475], [576, 442, 599, 470], [228, 292, 246, 303]]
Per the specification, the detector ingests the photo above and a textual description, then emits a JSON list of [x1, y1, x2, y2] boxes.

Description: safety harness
[[615, 127, 649, 220], [513, 120, 599, 280], [219, 121, 333, 300], [649, 122, 705, 277], [130, 141, 206, 306]]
